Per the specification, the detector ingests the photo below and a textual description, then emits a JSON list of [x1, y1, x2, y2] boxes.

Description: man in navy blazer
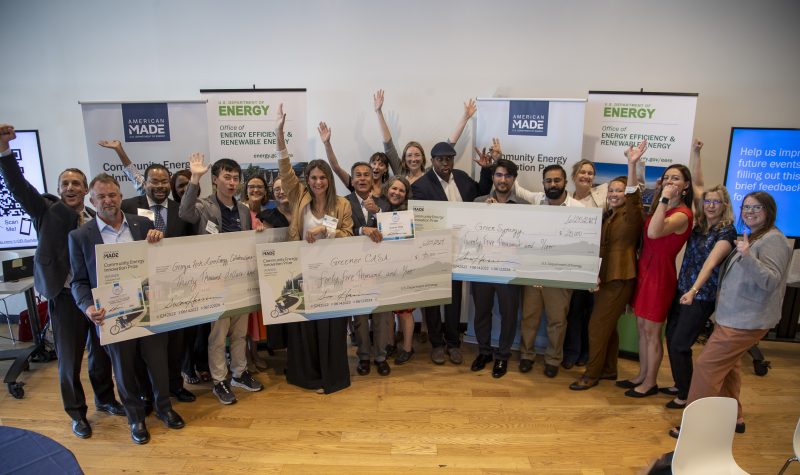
[[70, 173, 184, 445], [120, 163, 196, 404], [0, 124, 122, 439], [410, 142, 491, 365]]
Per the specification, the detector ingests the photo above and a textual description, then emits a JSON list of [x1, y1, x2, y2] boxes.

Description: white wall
[[2, 0, 799, 193]]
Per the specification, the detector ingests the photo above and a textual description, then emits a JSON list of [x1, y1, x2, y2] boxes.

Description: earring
[[681, 190, 687, 197]]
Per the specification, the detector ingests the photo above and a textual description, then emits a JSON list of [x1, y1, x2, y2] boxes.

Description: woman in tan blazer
[[276, 104, 354, 394], [569, 141, 646, 390]]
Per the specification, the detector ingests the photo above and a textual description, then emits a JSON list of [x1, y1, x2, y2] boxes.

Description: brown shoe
[[569, 375, 598, 391]]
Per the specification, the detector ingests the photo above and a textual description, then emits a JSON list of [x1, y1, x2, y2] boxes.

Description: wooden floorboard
[[1, 327, 798, 474]]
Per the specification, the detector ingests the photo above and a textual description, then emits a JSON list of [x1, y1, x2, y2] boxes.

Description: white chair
[[778, 418, 800, 475], [0, 250, 20, 342], [672, 396, 749, 475]]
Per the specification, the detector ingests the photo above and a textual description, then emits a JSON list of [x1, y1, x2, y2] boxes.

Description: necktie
[[152, 204, 166, 232]]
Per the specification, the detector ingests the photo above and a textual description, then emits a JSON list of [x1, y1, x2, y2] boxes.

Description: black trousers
[[424, 279, 463, 349], [563, 289, 594, 365], [471, 282, 520, 360], [182, 322, 210, 376], [107, 332, 171, 424], [136, 328, 187, 395], [49, 288, 116, 421], [665, 295, 716, 400]]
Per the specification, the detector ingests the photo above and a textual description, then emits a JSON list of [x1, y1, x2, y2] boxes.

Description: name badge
[[322, 215, 338, 239], [137, 208, 155, 222], [205, 221, 219, 234]]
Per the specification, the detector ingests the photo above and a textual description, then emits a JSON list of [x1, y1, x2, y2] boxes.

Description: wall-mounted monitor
[[724, 127, 800, 239], [0, 130, 47, 250]]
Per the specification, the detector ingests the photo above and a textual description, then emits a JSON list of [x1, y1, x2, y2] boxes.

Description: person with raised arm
[[98, 139, 145, 195], [276, 104, 354, 394]]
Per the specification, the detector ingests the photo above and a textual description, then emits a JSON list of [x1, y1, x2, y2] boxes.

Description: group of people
[[0, 90, 791, 445]]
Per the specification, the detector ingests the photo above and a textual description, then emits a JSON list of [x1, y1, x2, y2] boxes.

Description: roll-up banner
[[80, 100, 209, 197], [200, 89, 307, 189], [475, 98, 586, 193], [583, 91, 698, 195]]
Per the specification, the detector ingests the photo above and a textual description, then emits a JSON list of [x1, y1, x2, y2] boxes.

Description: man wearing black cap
[[411, 141, 491, 365]]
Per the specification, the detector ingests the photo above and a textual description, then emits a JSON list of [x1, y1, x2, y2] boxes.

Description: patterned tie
[[152, 204, 166, 233]]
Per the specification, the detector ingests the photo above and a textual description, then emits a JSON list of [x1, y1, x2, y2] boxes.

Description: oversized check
[[257, 229, 453, 323], [95, 229, 287, 344], [409, 200, 601, 289]]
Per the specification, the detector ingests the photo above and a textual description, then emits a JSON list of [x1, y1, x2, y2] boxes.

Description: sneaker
[[395, 348, 415, 365], [447, 347, 463, 365], [231, 370, 263, 392], [213, 381, 237, 405], [431, 346, 446, 365]]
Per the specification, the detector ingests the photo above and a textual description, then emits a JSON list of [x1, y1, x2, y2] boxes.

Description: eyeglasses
[[742, 204, 764, 212], [493, 173, 514, 179], [703, 200, 722, 206]]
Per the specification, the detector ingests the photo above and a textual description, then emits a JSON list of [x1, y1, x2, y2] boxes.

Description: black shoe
[[130, 422, 150, 445], [140, 396, 153, 417], [357, 360, 371, 376], [615, 379, 641, 389], [624, 386, 658, 398], [492, 360, 508, 379], [659, 386, 679, 396], [753, 359, 770, 376], [736, 422, 745, 434], [394, 348, 415, 365], [385, 344, 397, 358], [519, 359, 534, 373], [544, 364, 559, 378], [71, 418, 92, 439], [561, 361, 574, 370], [171, 388, 196, 403], [471, 354, 493, 372], [375, 360, 391, 376], [156, 409, 185, 429], [96, 400, 125, 416], [665, 399, 687, 410]]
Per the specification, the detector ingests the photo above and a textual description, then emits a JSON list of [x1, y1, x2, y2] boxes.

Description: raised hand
[[373, 89, 385, 112], [0, 124, 15, 151], [489, 137, 503, 161], [625, 139, 648, 163], [736, 233, 750, 256], [473, 146, 493, 168], [661, 183, 680, 201], [276, 103, 286, 131], [463, 98, 477, 119], [318, 122, 331, 144], [97, 139, 122, 150], [693, 138, 704, 153], [364, 195, 380, 214], [188, 153, 209, 179]]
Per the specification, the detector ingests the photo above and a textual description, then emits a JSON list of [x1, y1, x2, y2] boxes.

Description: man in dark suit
[[410, 141, 491, 365], [70, 173, 184, 445], [345, 162, 392, 377], [0, 124, 123, 439], [120, 163, 195, 404]]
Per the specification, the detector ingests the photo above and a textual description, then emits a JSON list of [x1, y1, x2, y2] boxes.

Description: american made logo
[[413, 206, 425, 212], [103, 251, 119, 259], [262, 250, 276, 256], [508, 100, 549, 137], [122, 103, 171, 142]]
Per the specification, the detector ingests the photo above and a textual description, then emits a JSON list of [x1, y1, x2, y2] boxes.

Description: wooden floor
[[1, 327, 799, 474]]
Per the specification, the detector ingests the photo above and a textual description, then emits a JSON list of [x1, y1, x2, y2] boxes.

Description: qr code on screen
[[0, 149, 27, 217]]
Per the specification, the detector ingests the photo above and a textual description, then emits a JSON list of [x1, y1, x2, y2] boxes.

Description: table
[[0, 425, 83, 474], [0, 278, 47, 398]]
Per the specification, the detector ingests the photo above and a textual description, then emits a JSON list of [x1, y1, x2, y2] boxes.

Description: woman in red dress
[[618, 164, 693, 397]]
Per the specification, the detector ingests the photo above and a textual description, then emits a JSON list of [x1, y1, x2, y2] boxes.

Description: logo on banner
[[508, 101, 549, 136], [122, 103, 171, 142]]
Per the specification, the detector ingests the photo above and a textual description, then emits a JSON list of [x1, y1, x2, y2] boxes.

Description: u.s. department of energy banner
[[200, 89, 307, 187], [80, 100, 209, 197], [583, 91, 698, 188], [476, 98, 586, 193]]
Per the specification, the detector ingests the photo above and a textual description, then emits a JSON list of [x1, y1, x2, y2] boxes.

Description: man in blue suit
[[70, 173, 184, 445], [0, 124, 123, 439], [410, 142, 491, 365]]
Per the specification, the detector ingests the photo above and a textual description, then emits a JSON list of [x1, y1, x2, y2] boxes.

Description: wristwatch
[[660, 196, 670, 205]]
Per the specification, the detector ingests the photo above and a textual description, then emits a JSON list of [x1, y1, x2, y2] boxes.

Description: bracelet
[[690, 287, 699, 294]]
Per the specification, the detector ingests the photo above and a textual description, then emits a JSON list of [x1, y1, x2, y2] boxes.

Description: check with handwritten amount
[[256, 229, 453, 323], [410, 200, 602, 290]]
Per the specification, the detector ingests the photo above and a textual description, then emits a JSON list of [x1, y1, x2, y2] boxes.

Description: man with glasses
[[410, 142, 491, 365], [518, 165, 584, 378], [471, 158, 529, 378]]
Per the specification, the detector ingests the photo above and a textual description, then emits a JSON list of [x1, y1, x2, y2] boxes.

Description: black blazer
[[121, 195, 192, 238], [410, 168, 490, 203], [345, 192, 378, 235], [0, 154, 95, 299], [69, 213, 152, 312]]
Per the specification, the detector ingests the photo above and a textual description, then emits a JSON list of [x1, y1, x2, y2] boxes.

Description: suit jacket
[[715, 228, 791, 330], [598, 189, 644, 283], [278, 152, 353, 241], [411, 167, 489, 203], [178, 182, 252, 235], [69, 213, 153, 313], [0, 154, 95, 299], [346, 192, 384, 235], [121, 195, 192, 238]]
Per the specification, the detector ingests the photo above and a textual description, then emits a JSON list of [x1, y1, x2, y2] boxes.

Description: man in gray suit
[[0, 124, 123, 439]]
